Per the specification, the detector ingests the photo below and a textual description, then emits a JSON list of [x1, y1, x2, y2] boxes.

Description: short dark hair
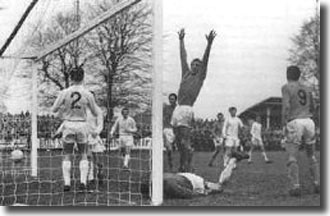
[[229, 107, 237, 112], [121, 107, 129, 114], [168, 93, 178, 100], [217, 112, 223, 117], [70, 67, 84, 82], [191, 58, 202, 64], [287, 66, 301, 81]]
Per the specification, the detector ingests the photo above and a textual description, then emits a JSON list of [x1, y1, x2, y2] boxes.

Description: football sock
[[248, 150, 252, 161], [79, 160, 89, 185], [287, 161, 299, 188], [219, 158, 236, 184], [62, 161, 71, 186], [124, 154, 130, 167], [262, 152, 269, 161], [310, 155, 320, 185], [88, 161, 94, 181]]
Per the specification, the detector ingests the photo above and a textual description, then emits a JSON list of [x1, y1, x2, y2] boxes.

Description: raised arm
[[51, 91, 65, 114], [201, 30, 216, 77], [178, 28, 189, 78]]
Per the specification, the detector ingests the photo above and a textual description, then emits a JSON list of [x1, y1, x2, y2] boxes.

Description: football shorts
[[285, 118, 315, 145], [163, 128, 175, 151], [171, 105, 194, 128], [88, 135, 105, 153], [119, 135, 134, 148], [251, 137, 264, 147], [224, 137, 240, 148], [61, 120, 89, 144]]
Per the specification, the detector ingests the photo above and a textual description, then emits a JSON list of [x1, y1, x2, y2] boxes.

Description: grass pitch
[[0, 149, 321, 206], [163, 150, 321, 206]]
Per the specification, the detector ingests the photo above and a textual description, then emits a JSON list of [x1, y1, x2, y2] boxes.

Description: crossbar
[[31, 0, 141, 61]]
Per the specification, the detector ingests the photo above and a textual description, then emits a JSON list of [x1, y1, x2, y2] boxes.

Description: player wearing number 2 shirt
[[281, 65, 320, 197], [52, 67, 101, 192]]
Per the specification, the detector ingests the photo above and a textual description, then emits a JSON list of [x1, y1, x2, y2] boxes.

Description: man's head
[[286, 66, 301, 82], [217, 112, 224, 121], [190, 59, 203, 75], [121, 107, 129, 118], [229, 107, 237, 117], [168, 93, 178, 106], [70, 67, 84, 83]]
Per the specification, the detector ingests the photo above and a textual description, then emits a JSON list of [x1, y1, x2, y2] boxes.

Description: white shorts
[[251, 137, 264, 147], [171, 105, 194, 128], [88, 135, 105, 153], [163, 128, 175, 150], [213, 137, 224, 147], [224, 137, 240, 148], [178, 173, 206, 195], [119, 135, 134, 148], [286, 118, 315, 145], [61, 121, 89, 144]]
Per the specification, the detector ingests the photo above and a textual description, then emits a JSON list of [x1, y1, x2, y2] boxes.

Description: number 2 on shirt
[[71, 92, 82, 109]]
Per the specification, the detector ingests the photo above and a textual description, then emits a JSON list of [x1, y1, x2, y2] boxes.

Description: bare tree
[[29, 12, 90, 109], [288, 15, 320, 91], [288, 14, 320, 125], [85, 0, 152, 135]]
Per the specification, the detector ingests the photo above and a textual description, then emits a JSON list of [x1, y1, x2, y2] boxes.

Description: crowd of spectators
[[189, 118, 320, 152], [0, 113, 319, 151]]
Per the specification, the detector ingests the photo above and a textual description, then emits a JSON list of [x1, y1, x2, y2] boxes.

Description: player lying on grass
[[281, 65, 320, 196], [247, 115, 271, 164], [163, 93, 178, 170], [110, 107, 137, 169], [51, 67, 102, 192], [162, 151, 249, 199], [208, 112, 225, 167], [171, 28, 216, 172], [222, 107, 244, 167]]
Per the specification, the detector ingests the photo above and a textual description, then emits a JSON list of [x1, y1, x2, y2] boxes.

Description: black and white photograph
[[161, 0, 320, 206], [0, 0, 323, 208]]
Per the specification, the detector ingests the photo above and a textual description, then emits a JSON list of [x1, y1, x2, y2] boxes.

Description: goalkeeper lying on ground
[[141, 150, 249, 199]]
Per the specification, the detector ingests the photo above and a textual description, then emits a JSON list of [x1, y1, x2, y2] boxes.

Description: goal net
[[0, 0, 163, 206]]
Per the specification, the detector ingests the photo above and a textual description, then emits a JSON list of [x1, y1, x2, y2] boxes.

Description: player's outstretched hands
[[178, 28, 185, 40], [206, 30, 216, 44]]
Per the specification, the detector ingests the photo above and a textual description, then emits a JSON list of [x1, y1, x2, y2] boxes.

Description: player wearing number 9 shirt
[[281, 65, 320, 197], [52, 67, 101, 192]]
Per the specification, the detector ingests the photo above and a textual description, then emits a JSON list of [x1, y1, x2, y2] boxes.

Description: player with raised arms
[[51, 67, 101, 192], [163, 93, 178, 171], [281, 65, 320, 196], [171, 28, 216, 172], [247, 115, 271, 164], [110, 107, 137, 169]]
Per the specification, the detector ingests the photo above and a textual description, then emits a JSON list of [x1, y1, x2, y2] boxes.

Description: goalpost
[[1, 0, 163, 206]]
